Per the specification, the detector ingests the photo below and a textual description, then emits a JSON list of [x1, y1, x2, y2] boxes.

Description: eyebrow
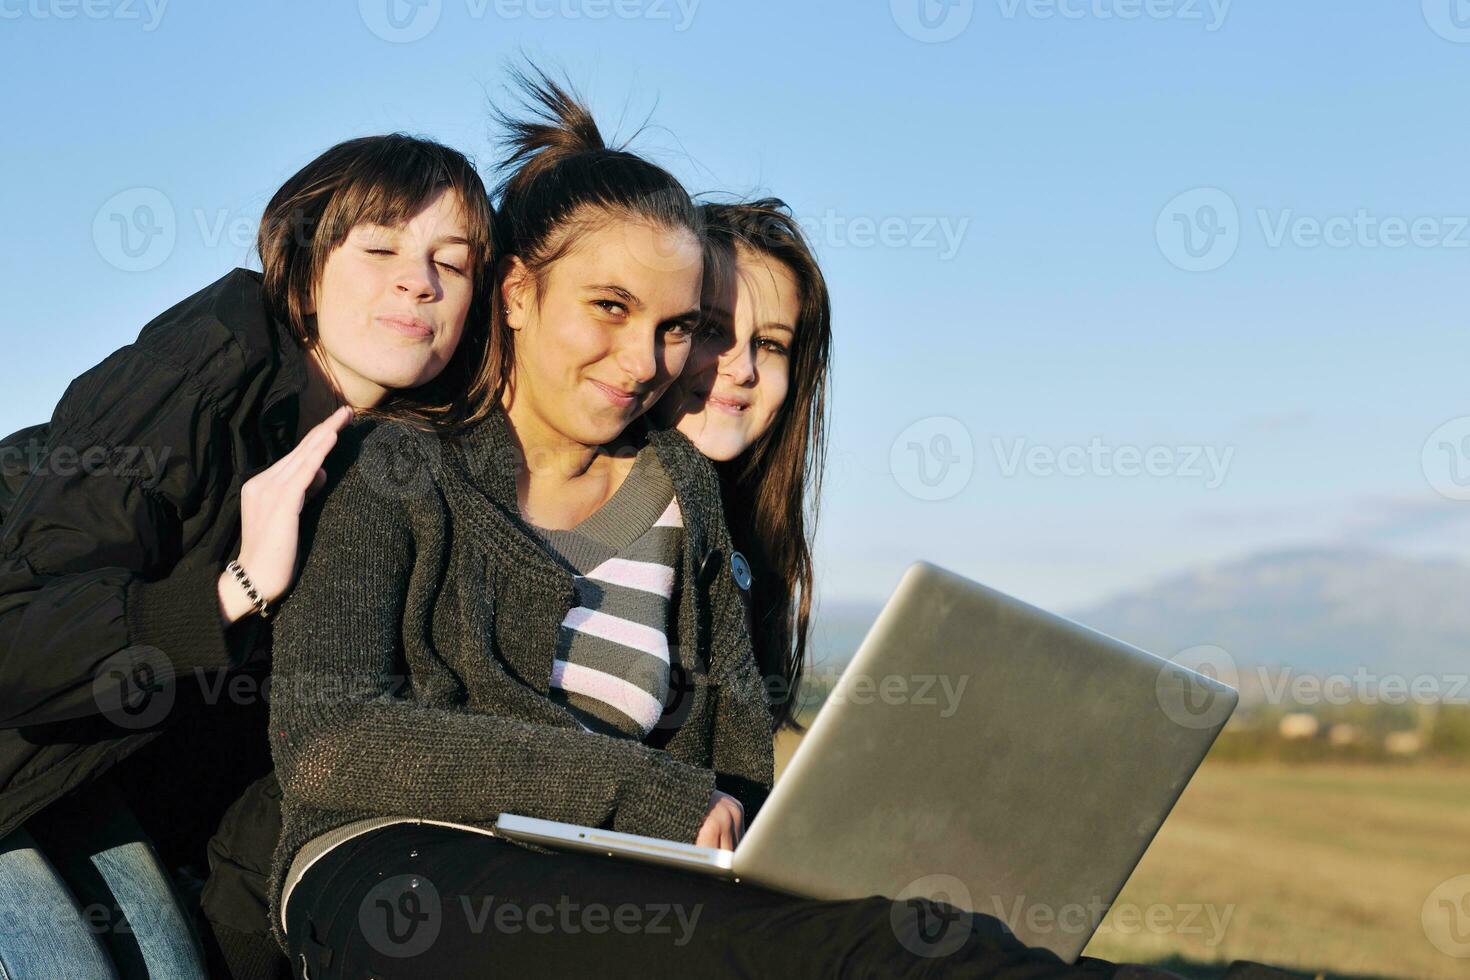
[[664, 306, 704, 328], [588, 283, 700, 326], [358, 226, 472, 248], [588, 283, 642, 307], [759, 322, 796, 336]]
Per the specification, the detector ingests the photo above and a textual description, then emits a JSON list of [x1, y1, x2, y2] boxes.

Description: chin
[[699, 444, 742, 462], [571, 416, 632, 449], [366, 362, 438, 392], [687, 425, 749, 462]]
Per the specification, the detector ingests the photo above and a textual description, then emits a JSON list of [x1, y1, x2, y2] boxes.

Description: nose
[[719, 340, 757, 386], [394, 256, 437, 302], [615, 324, 659, 387]]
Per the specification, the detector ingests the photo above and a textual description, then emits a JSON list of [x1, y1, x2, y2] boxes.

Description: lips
[[698, 390, 751, 414], [379, 314, 433, 338], [590, 379, 639, 408]]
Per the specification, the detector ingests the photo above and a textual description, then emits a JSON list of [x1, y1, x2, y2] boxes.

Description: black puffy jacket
[[0, 268, 307, 884]]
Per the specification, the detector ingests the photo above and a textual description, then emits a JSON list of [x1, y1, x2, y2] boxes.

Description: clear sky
[[2, 1, 1467, 614]]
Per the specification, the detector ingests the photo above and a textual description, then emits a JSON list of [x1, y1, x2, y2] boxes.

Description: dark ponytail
[[485, 66, 702, 404]]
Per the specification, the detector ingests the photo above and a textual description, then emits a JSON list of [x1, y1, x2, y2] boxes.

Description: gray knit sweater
[[264, 408, 774, 951]]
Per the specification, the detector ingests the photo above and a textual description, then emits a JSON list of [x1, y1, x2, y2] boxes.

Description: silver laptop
[[496, 561, 1237, 961]]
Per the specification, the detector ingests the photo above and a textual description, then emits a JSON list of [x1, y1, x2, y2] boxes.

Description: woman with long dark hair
[[654, 198, 832, 737]]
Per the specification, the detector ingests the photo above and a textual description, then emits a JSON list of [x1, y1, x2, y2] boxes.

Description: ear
[[500, 256, 534, 331]]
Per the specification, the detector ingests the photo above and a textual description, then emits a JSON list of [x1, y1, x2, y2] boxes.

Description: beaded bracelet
[[225, 559, 272, 620]]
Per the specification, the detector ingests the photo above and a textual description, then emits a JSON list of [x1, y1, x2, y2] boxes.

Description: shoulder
[[646, 425, 721, 507], [294, 417, 442, 580], [646, 424, 730, 549], [52, 269, 291, 439], [317, 415, 450, 518], [130, 267, 285, 393]]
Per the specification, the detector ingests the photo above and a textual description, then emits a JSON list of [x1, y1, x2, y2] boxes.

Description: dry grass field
[[773, 732, 1470, 979]]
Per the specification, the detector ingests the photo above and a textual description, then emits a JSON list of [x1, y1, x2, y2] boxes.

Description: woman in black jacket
[[0, 134, 494, 978]]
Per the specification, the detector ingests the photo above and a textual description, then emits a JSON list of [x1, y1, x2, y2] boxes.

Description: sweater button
[[730, 551, 752, 591]]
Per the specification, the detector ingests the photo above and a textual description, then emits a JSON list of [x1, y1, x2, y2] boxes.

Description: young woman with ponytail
[[262, 69, 1188, 979]]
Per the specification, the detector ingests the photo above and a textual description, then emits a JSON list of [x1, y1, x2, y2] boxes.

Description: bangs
[[315, 149, 493, 268], [258, 133, 502, 435]]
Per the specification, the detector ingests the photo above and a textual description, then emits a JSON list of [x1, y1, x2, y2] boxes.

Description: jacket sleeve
[[0, 343, 254, 729], [0, 423, 48, 527], [269, 442, 720, 847]]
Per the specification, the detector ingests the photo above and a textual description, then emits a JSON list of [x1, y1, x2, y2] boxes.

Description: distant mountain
[[1070, 547, 1470, 676], [810, 548, 1470, 678]]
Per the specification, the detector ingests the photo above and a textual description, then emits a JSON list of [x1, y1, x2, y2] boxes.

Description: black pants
[[283, 822, 1146, 979]]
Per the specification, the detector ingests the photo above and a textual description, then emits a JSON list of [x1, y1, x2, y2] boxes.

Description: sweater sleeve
[[268, 448, 719, 847], [0, 344, 256, 729]]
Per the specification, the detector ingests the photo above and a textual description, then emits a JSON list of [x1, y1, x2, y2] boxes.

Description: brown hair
[[486, 65, 702, 404], [700, 199, 833, 735], [257, 133, 498, 433]]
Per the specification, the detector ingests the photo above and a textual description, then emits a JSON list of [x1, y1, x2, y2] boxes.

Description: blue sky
[[2, 1, 1468, 614]]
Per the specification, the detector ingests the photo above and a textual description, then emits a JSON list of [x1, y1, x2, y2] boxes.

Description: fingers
[[254, 406, 352, 490], [290, 406, 352, 471], [320, 403, 355, 433], [306, 467, 328, 499], [724, 796, 744, 844], [294, 428, 338, 477], [716, 802, 737, 851], [696, 796, 742, 851]]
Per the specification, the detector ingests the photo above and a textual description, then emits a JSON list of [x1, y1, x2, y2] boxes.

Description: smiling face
[[657, 244, 799, 461], [502, 215, 705, 452], [310, 187, 474, 407]]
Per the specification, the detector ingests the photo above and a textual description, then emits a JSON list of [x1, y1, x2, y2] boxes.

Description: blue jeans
[[0, 776, 208, 979]]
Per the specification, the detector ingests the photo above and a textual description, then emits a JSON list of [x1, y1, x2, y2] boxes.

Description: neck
[[501, 384, 645, 528], [502, 384, 616, 484], [309, 345, 388, 413]]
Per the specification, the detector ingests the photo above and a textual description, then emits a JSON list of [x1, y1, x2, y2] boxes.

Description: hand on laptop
[[696, 789, 744, 851]]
